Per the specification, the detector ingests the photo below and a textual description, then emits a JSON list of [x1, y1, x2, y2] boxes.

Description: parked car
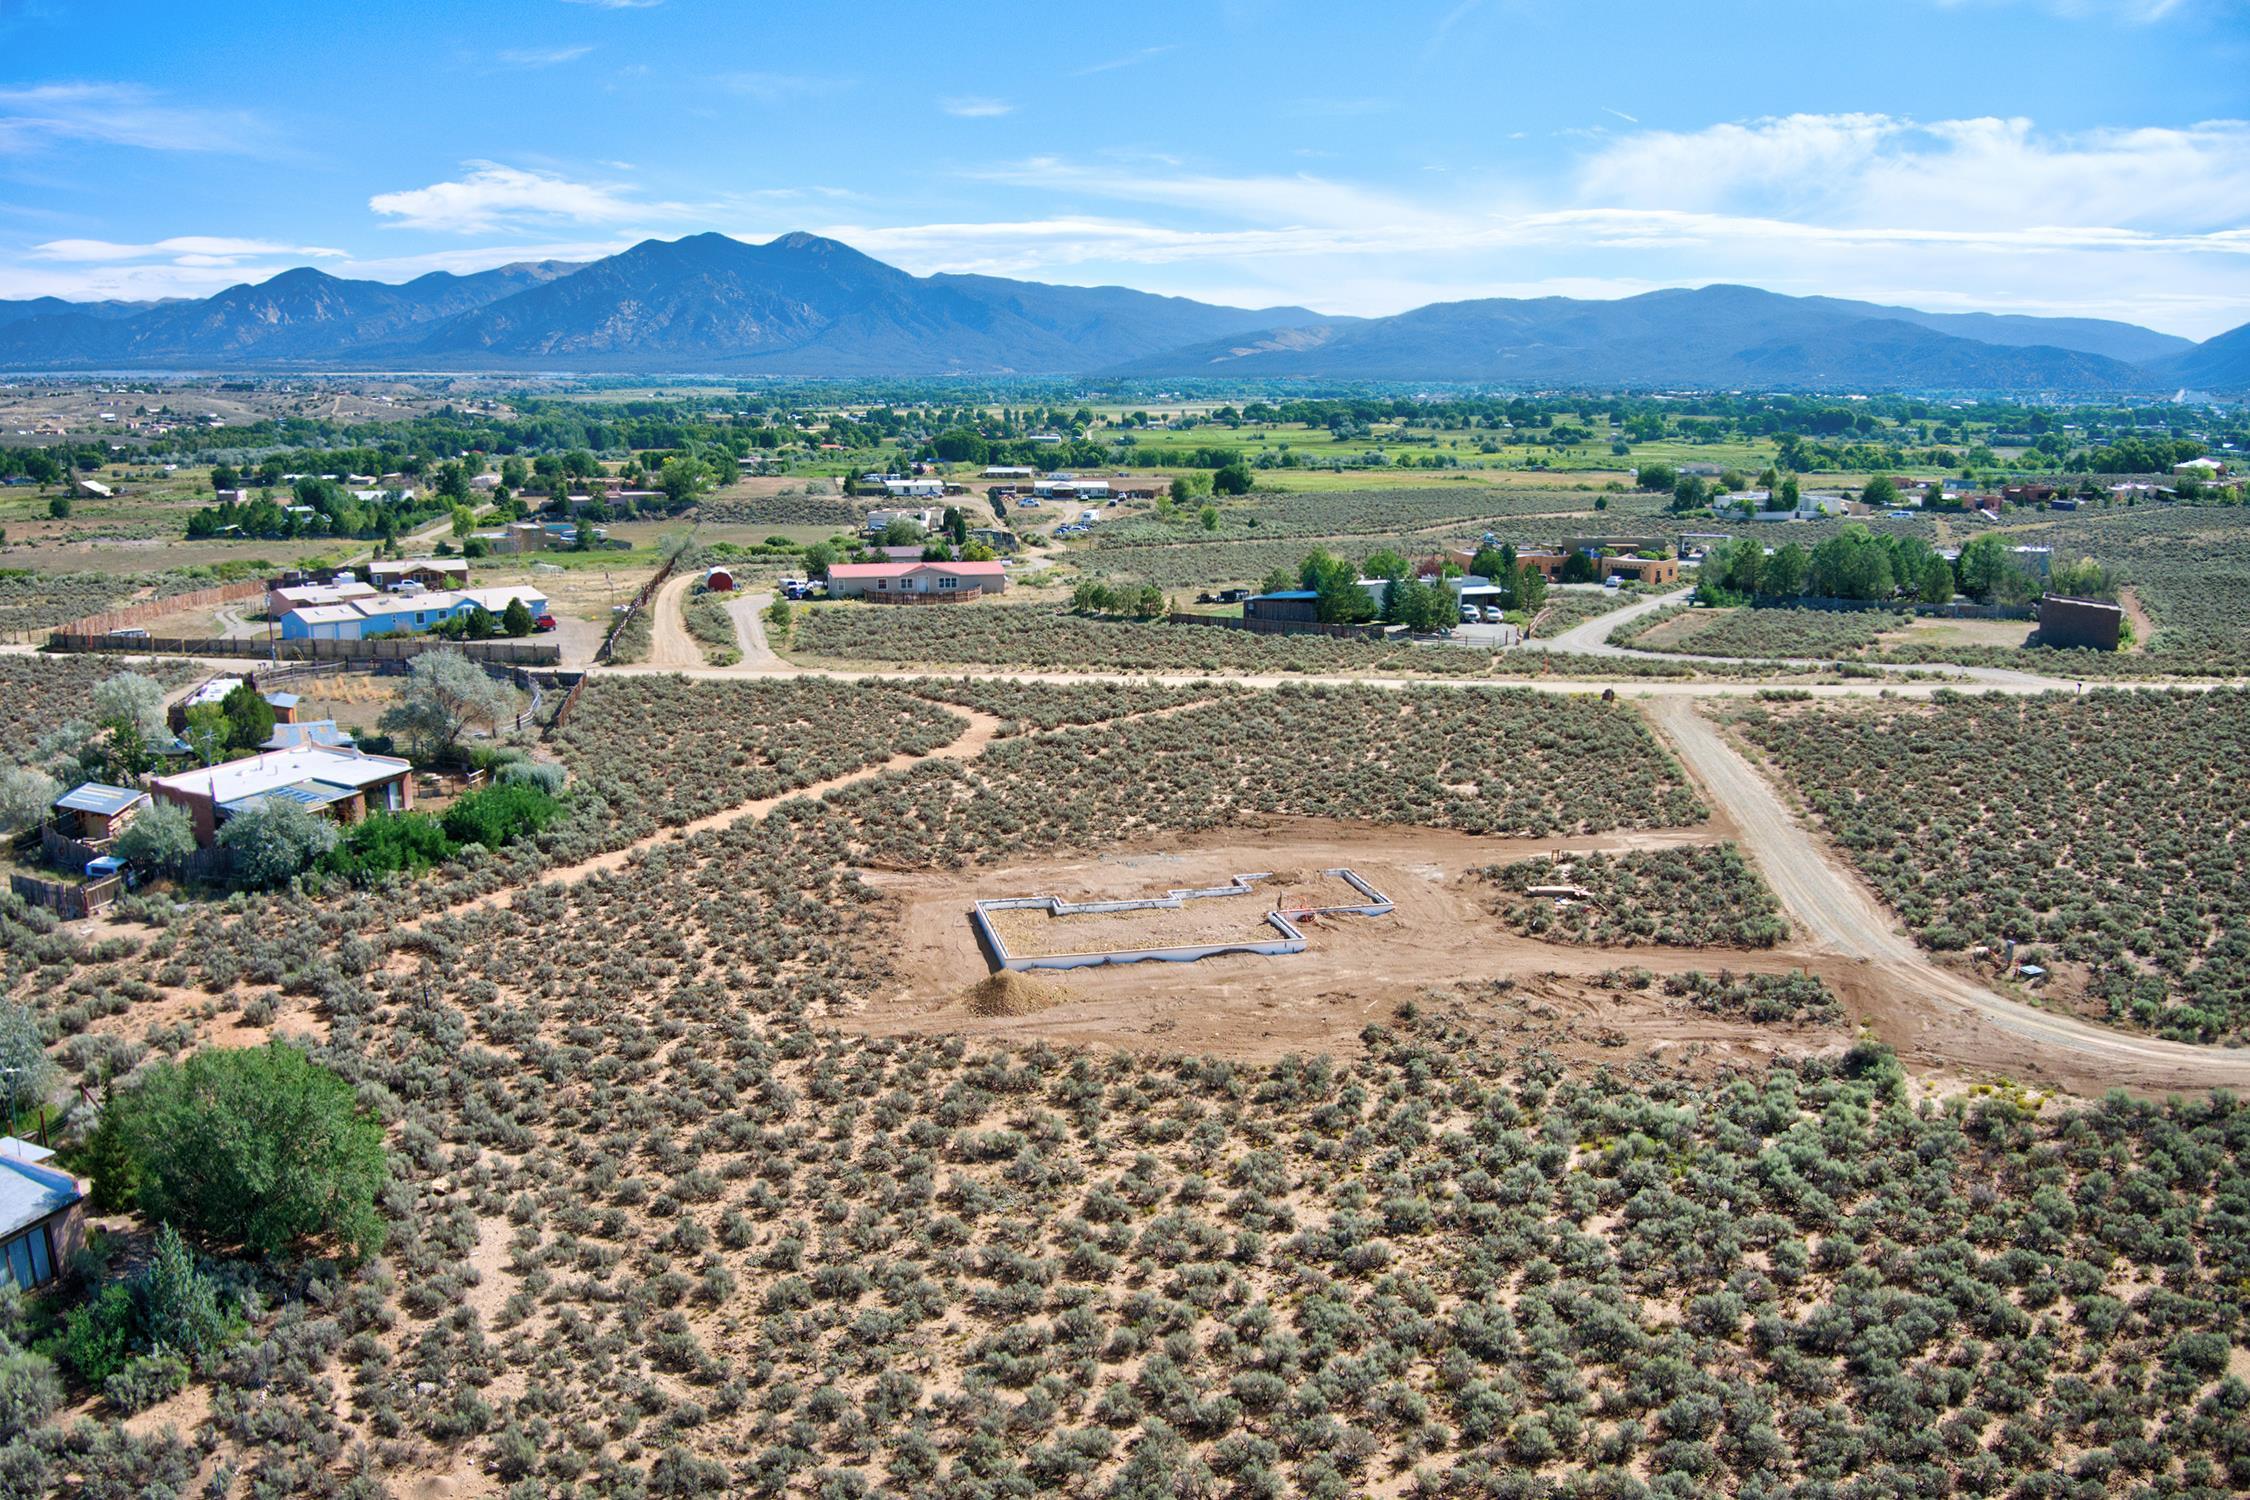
[[534, 614, 557, 632], [1481, 605, 1503, 624], [1459, 604, 1480, 622]]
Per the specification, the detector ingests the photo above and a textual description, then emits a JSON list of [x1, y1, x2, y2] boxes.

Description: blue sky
[[1, 0, 2245, 336]]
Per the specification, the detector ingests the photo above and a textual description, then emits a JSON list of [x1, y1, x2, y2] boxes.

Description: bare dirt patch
[[1885, 615, 2036, 649]]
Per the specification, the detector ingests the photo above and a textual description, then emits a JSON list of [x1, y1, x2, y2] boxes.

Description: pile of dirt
[[964, 971, 1064, 1017]]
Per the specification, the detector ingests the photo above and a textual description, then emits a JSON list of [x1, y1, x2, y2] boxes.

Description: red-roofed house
[[825, 560, 1008, 602]]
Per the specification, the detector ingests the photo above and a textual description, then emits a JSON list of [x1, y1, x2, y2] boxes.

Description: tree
[[1761, 542, 1810, 598], [1199, 504, 1219, 532], [1808, 525, 1896, 600], [501, 597, 535, 637], [1299, 550, 1373, 624], [1258, 566, 1296, 596], [1560, 550, 1599, 584], [0, 1003, 55, 1127], [216, 799, 339, 888], [1511, 562, 1549, 615], [218, 681, 274, 752], [1671, 475, 1709, 513], [801, 541, 836, 579], [47, 495, 69, 520], [113, 800, 195, 874], [1364, 548, 1411, 581], [179, 704, 229, 766], [2050, 555, 2117, 601], [379, 649, 517, 762], [1955, 533, 2019, 602], [89, 1042, 389, 1261], [1168, 476, 1196, 505], [1211, 463, 1253, 496], [944, 506, 968, 547], [0, 767, 57, 837], [658, 455, 707, 508], [92, 673, 169, 743], [1862, 475, 1898, 508], [1636, 462, 1676, 492], [450, 504, 476, 539], [1917, 553, 1956, 605], [881, 516, 927, 547]]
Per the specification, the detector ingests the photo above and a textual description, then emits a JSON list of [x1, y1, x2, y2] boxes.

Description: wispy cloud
[[30, 236, 347, 265], [369, 161, 676, 233], [1071, 45, 1177, 76], [499, 44, 594, 68], [716, 71, 847, 104], [0, 82, 270, 155], [939, 96, 1014, 119], [1602, 106, 1639, 125]]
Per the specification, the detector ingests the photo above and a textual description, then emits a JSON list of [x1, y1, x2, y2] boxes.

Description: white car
[[1459, 604, 1480, 622], [1481, 605, 1503, 624]]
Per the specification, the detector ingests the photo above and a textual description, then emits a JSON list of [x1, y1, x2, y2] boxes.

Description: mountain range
[[0, 231, 2242, 393]]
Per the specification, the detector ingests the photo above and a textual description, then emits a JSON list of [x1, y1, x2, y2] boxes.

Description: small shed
[[704, 565, 736, 593], [51, 783, 148, 843]]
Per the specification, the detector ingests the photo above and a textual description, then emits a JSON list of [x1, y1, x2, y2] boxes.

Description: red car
[[534, 614, 557, 632]]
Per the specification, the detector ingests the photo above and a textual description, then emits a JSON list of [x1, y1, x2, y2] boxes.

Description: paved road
[[1644, 696, 2250, 1089]]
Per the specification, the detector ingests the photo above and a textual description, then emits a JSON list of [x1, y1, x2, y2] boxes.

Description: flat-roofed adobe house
[[150, 744, 414, 845], [0, 1154, 86, 1291], [824, 560, 1007, 601]]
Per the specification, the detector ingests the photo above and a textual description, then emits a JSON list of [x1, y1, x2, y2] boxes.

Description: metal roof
[[54, 783, 146, 817], [1250, 590, 1319, 601], [0, 1156, 80, 1239]]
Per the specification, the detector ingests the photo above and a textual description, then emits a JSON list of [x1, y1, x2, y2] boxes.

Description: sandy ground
[[1888, 615, 2037, 649], [848, 820, 1830, 1066]]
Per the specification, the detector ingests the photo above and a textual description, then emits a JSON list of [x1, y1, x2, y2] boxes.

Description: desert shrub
[[1658, 969, 1841, 1024], [1482, 844, 1788, 948], [496, 761, 567, 794], [319, 812, 455, 885], [100, 1354, 187, 1414], [1736, 688, 2250, 1041], [442, 785, 561, 849], [0, 1353, 58, 1441]]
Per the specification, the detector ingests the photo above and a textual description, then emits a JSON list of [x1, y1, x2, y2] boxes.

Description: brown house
[[150, 745, 414, 845]]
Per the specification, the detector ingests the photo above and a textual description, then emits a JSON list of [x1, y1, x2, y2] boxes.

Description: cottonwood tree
[[215, 799, 339, 887], [0, 1003, 55, 1125], [91, 673, 169, 742], [113, 800, 196, 874], [379, 649, 517, 762], [0, 767, 56, 836]]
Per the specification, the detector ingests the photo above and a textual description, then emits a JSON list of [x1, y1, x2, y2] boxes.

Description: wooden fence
[[597, 546, 686, 661], [10, 872, 122, 920], [46, 633, 561, 666], [49, 578, 268, 640], [1165, 612, 1398, 642]]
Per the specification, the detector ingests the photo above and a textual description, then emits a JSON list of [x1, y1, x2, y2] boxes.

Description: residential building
[[982, 466, 1034, 478], [863, 506, 942, 536], [881, 478, 946, 500], [151, 744, 415, 844], [268, 580, 377, 616], [1033, 478, 1110, 500], [370, 559, 471, 591], [2174, 457, 2228, 478], [0, 1155, 86, 1291], [824, 560, 1008, 601], [278, 585, 548, 641]]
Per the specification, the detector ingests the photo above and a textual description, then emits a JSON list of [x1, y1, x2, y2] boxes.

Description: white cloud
[[498, 44, 594, 67], [30, 236, 347, 264], [369, 161, 667, 233], [1576, 113, 2250, 231], [0, 82, 269, 155], [939, 97, 1013, 119]]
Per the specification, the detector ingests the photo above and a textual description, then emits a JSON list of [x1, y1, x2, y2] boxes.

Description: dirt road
[[1641, 696, 2250, 1090], [643, 572, 701, 670]]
